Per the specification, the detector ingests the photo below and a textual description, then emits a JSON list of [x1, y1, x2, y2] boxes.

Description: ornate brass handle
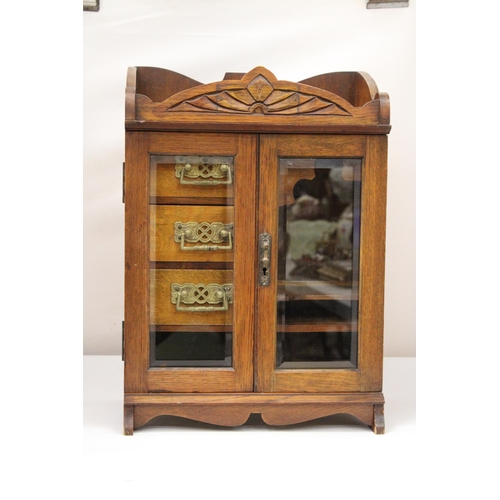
[[174, 222, 233, 251], [175, 156, 233, 186], [171, 283, 233, 312]]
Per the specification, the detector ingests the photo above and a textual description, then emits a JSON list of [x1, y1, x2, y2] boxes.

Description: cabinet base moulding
[[123, 393, 385, 435]]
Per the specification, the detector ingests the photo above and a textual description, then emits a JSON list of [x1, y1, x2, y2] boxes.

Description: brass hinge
[[122, 320, 125, 361], [122, 162, 125, 203]]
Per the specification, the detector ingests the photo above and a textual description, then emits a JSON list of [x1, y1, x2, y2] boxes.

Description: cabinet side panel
[[124, 132, 150, 393], [358, 135, 387, 391]]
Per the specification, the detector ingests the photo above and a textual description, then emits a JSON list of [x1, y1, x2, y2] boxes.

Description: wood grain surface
[[126, 67, 391, 134], [123, 392, 385, 433], [151, 160, 234, 201], [151, 269, 233, 325], [151, 205, 234, 262]]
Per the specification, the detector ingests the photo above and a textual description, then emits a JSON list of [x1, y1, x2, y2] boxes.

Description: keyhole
[[263, 267, 268, 276]]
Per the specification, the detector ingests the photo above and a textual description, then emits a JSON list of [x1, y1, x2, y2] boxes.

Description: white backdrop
[[83, 0, 415, 356]]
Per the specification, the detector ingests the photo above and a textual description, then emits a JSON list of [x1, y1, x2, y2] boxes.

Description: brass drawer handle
[[174, 222, 234, 251], [171, 283, 233, 312], [175, 156, 233, 185]]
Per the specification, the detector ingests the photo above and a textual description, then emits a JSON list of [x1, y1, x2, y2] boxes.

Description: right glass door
[[276, 156, 361, 370], [256, 134, 386, 393]]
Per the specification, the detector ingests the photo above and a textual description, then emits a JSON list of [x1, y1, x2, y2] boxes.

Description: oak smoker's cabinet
[[123, 67, 390, 434]]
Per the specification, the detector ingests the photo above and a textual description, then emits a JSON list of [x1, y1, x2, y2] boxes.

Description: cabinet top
[[125, 66, 390, 134]]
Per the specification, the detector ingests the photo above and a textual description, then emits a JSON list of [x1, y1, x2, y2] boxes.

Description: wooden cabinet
[[123, 67, 390, 434]]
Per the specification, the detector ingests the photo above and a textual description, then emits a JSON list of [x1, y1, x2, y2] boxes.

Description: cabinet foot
[[124, 405, 134, 435], [372, 403, 385, 434]]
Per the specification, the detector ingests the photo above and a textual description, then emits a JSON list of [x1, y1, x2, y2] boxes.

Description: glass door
[[256, 134, 386, 393], [124, 132, 256, 394], [275, 156, 361, 370], [149, 153, 235, 369]]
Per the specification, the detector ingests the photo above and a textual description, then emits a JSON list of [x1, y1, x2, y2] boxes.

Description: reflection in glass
[[277, 331, 354, 367], [151, 331, 232, 367], [149, 155, 235, 368], [276, 158, 361, 369]]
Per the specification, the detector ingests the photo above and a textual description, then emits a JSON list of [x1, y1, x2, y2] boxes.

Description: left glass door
[[150, 154, 235, 369], [124, 132, 256, 393]]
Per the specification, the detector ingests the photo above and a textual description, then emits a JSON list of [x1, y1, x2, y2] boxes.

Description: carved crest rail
[[126, 67, 390, 132]]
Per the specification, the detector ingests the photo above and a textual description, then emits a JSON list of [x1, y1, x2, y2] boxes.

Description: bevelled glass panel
[[149, 154, 235, 368], [277, 332, 355, 369], [276, 158, 361, 369], [151, 331, 232, 367]]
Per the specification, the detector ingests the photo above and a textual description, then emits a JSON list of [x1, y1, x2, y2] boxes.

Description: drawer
[[151, 206, 234, 262], [151, 155, 234, 203], [151, 269, 233, 325]]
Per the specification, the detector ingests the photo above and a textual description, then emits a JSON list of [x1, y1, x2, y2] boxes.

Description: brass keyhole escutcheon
[[259, 233, 271, 286]]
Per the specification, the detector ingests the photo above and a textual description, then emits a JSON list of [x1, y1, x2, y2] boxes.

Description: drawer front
[[151, 206, 234, 262], [151, 269, 233, 325], [151, 155, 234, 202]]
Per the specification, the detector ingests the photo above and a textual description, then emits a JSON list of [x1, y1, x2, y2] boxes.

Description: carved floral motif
[[157, 71, 352, 116]]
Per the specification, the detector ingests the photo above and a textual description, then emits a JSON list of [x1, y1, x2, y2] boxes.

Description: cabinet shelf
[[151, 262, 233, 270], [277, 320, 357, 333], [278, 281, 358, 301], [151, 196, 234, 206], [152, 325, 232, 332]]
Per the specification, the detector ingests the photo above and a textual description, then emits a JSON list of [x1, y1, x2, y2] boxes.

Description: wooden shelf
[[151, 196, 233, 206], [152, 325, 232, 332], [278, 281, 358, 301], [151, 262, 233, 270], [277, 320, 357, 333]]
